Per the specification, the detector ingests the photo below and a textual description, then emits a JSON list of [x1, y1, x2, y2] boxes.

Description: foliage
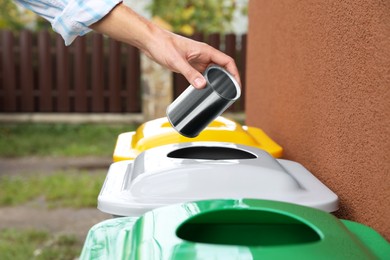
[[0, 229, 80, 260], [0, 123, 136, 157], [1, 0, 247, 33], [148, 0, 244, 35], [0, 0, 50, 30]]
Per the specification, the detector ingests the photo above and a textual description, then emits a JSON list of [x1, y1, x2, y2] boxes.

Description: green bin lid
[[81, 199, 390, 259]]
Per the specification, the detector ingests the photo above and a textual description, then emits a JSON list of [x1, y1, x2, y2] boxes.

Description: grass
[[0, 170, 106, 208], [0, 123, 133, 258], [0, 168, 107, 259], [0, 228, 80, 260], [0, 123, 137, 157]]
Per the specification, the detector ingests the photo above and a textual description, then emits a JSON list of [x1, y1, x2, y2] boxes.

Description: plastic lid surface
[[83, 199, 390, 260], [99, 143, 338, 216], [113, 116, 283, 162]]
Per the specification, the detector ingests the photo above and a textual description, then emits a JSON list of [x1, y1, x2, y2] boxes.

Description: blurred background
[[0, 0, 248, 116], [0, 0, 248, 259], [1, 0, 248, 33]]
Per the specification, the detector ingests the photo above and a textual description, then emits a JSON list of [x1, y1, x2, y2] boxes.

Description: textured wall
[[246, 0, 390, 239]]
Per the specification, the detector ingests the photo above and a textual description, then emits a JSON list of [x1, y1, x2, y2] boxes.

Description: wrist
[[136, 21, 165, 54]]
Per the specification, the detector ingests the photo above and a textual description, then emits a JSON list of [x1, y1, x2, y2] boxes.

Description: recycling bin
[[98, 142, 338, 217], [81, 199, 390, 260], [113, 116, 283, 162]]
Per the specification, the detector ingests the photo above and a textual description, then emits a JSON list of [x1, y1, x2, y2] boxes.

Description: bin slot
[[176, 209, 320, 246], [167, 146, 257, 160]]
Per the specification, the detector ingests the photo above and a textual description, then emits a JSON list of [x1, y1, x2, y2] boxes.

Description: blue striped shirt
[[15, 0, 122, 45]]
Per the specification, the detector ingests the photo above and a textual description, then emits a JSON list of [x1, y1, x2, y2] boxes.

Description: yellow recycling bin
[[113, 116, 283, 162]]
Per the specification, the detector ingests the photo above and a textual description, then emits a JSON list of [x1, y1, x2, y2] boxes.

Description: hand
[[142, 29, 241, 89], [90, 3, 241, 89]]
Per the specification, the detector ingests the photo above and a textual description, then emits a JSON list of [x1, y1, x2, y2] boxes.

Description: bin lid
[[82, 199, 390, 260], [113, 116, 283, 162], [99, 142, 338, 216]]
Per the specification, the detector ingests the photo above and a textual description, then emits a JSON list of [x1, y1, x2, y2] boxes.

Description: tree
[[0, 0, 50, 30], [147, 0, 240, 35]]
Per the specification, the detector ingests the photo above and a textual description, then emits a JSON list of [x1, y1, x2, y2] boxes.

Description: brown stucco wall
[[246, 0, 390, 239]]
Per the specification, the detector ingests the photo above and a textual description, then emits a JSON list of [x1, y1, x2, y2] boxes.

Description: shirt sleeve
[[14, 0, 123, 46]]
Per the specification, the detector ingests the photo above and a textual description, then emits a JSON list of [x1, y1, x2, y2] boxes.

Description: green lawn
[[0, 123, 137, 259], [0, 123, 137, 157], [0, 229, 80, 260], [0, 169, 107, 260], [0, 170, 106, 208]]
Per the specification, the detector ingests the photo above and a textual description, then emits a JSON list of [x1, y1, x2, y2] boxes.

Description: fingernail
[[194, 77, 205, 88]]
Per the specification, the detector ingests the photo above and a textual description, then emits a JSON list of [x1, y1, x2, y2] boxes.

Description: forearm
[[90, 3, 160, 53]]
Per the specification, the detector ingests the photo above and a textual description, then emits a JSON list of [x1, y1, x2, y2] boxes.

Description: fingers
[[223, 59, 242, 86], [209, 49, 242, 86], [180, 49, 241, 89], [176, 59, 207, 89], [166, 34, 241, 89]]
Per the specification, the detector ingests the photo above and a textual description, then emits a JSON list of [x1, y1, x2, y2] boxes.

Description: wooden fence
[[0, 30, 246, 113]]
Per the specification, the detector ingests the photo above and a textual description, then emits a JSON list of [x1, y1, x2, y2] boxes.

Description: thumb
[[179, 62, 207, 89]]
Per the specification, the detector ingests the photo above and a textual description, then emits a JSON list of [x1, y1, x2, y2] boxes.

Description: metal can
[[167, 65, 241, 137]]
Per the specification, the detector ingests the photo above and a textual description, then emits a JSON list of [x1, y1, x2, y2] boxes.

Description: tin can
[[167, 65, 241, 137]]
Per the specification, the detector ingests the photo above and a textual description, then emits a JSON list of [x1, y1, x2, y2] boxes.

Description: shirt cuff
[[52, 0, 123, 46]]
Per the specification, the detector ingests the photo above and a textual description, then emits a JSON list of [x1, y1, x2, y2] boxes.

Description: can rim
[[204, 65, 241, 101]]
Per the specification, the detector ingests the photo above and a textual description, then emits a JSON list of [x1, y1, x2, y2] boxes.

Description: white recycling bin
[[98, 142, 338, 217]]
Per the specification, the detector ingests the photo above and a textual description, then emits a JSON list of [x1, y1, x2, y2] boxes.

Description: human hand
[[141, 29, 241, 89], [90, 3, 241, 89]]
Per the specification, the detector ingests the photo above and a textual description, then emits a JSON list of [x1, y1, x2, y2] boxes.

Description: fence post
[[207, 33, 221, 49], [73, 36, 88, 112], [20, 30, 34, 112], [1, 31, 17, 112], [38, 30, 53, 112], [125, 45, 141, 112], [225, 33, 239, 112], [56, 34, 70, 112], [108, 39, 121, 112], [91, 33, 104, 112]]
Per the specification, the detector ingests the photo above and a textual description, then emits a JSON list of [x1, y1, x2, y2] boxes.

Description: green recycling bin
[[80, 199, 390, 259]]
